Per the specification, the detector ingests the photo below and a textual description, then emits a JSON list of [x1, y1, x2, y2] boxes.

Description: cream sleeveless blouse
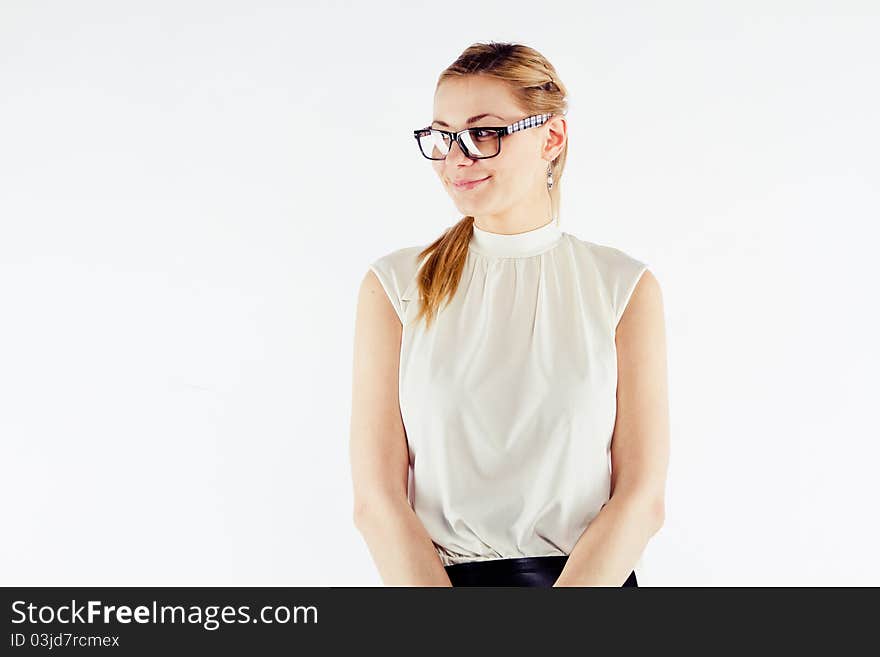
[[369, 218, 649, 568]]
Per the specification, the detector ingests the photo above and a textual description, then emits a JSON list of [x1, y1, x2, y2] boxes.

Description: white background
[[1, 0, 877, 586]]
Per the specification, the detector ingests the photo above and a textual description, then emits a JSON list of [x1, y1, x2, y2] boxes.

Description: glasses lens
[[460, 128, 500, 159], [419, 130, 452, 160], [418, 129, 500, 160]]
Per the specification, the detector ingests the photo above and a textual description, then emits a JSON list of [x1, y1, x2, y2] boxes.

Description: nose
[[444, 138, 473, 166]]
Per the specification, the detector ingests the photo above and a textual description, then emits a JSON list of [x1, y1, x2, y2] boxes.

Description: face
[[430, 76, 565, 220]]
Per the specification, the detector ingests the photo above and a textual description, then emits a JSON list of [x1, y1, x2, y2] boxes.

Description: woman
[[350, 42, 670, 587]]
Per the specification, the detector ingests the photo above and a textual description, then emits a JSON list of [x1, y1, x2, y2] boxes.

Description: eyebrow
[[431, 113, 506, 128]]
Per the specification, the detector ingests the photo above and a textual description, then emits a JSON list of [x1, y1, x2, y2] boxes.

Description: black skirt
[[445, 555, 638, 587]]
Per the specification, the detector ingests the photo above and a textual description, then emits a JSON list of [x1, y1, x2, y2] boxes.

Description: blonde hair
[[413, 42, 570, 330]]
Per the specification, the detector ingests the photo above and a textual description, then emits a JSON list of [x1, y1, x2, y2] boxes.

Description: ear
[[543, 115, 567, 160]]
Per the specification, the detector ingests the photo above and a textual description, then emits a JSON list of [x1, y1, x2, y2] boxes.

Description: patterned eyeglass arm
[[505, 113, 553, 135]]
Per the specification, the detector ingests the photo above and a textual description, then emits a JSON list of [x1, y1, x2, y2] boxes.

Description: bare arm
[[350, 269, 453, 586], [554, 269, 670, 586]]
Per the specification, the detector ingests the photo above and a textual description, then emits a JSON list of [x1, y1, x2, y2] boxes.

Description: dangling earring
[[547, 163, 554, 190]]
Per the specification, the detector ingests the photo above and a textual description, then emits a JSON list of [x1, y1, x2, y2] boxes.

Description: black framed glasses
[[413, 113, 554, 161]]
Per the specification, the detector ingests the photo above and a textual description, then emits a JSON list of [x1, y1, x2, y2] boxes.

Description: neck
[[472, 184, 554, 235]]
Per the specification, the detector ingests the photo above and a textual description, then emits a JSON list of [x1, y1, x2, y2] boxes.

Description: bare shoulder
[[357, 268, 402, 336], [360, 267, 391, 304], [616, 268, 666, 347], [630, 268, 663, 310]]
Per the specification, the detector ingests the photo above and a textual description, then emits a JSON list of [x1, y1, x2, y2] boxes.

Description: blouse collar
[[469, 218, 563, 258]]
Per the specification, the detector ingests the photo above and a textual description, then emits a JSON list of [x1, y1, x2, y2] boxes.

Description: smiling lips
[[453, 175, 491, 190]]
